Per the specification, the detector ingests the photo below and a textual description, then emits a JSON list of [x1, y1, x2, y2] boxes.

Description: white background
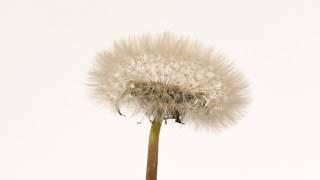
[[1, 0, 320, 179]]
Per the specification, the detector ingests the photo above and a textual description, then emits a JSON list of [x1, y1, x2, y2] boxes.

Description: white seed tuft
[[88, 32, 249, 129]]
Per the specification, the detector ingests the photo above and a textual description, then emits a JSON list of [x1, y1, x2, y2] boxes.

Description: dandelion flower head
[[89, 32, 249, 129]]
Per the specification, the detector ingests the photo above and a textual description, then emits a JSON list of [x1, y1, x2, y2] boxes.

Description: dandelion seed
[[88, 32, 249, 180]]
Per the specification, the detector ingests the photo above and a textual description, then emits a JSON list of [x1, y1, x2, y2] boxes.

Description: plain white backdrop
[[1, 0, 320, 179]]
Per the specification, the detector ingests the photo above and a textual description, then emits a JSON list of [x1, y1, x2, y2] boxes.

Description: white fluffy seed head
[[88, 32, 249, 129]]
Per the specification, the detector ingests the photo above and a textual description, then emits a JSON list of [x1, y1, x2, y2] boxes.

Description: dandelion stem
[[146, 118, 162, 180]]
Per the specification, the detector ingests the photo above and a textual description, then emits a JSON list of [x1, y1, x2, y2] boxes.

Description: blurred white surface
[[1, 0, 320, 179]]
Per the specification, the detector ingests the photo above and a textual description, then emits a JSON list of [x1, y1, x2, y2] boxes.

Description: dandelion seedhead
[[89, 32, 250, 180], [89, 32, 249, 129]]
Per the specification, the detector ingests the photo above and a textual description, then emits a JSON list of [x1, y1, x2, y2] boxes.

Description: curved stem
[[146, 119, 162, 180]]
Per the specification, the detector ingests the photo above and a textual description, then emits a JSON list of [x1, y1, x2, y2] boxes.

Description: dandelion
[[88, 32, 249, 180]]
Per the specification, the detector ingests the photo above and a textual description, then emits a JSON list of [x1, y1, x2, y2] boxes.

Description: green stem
[[146, 119, 162, 180]]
